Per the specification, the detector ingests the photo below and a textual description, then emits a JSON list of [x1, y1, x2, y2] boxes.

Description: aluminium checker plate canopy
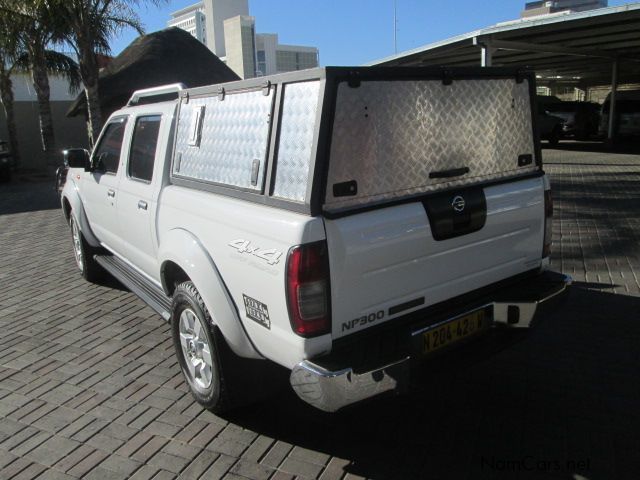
[[169, 66, 543, 217]]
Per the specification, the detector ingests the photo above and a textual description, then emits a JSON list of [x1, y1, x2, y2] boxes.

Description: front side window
[[128, 115, 161, 182], [93, 118, 127, 173]]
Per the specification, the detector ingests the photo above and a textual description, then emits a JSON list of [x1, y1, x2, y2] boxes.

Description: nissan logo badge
[[452, 195, 465, 212]]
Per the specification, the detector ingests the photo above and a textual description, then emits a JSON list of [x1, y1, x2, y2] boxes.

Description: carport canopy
[[370, 3, 640, 139]]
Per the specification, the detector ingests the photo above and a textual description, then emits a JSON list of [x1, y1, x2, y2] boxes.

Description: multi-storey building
[[223, 15, 258, 80], [167, 3, 208, 46], [167, 1, 318, 79], [521, 0, 608, 18], [256, 33, 319, 77], [167, 0, 249, 56]]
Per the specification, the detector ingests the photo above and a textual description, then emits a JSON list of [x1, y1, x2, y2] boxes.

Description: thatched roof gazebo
[[67, 27, 240, 119]]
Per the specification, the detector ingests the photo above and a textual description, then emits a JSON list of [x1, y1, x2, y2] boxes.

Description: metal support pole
[[481, 44, 493, 67], [393, 0, 398, 54], [607, 59, 618, 141]]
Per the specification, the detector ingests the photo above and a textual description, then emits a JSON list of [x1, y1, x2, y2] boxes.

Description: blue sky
[[113, 0, 629, 65]]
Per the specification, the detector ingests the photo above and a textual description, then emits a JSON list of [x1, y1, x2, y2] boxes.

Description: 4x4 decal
[[228, 239, 283, 265]]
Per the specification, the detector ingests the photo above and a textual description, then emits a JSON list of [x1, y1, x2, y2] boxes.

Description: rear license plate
[[422, 309, 488, 354]]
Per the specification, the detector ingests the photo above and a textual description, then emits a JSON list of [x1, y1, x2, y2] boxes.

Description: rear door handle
[[429, 167, 470, 179], [137, 200, 148, 210], [107, 189, 115, 198]]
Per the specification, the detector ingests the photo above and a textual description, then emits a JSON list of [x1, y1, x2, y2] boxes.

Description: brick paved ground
[[0, 144, 639, 480]]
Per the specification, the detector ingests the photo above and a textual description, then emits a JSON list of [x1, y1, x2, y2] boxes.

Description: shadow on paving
[[551, 171, 640, 262], [0, 181, 59, 215], [223, 287, 640, 480]]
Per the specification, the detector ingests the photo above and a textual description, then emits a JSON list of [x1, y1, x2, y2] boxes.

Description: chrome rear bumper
[[493, 272, 572, 327], [290, 357, 410, 413], [290, 273, 572, 412]]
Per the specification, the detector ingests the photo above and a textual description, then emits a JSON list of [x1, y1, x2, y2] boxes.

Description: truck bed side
[[157, 185, 330, 368]]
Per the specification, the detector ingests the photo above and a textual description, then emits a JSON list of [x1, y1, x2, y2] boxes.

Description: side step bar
[[94, 255, 172, 322]]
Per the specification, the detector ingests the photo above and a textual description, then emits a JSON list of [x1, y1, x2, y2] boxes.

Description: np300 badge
[[342, 310, 385, 332]]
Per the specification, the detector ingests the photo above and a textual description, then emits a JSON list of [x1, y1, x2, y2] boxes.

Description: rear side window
[[93, 118, 127, 173], [128, 115, 161, 182]]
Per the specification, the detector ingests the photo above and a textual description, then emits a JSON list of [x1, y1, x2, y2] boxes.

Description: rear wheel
[[172, 281, 229, 412], [172, 281, 284, 413], [70, 214, 102, 282]]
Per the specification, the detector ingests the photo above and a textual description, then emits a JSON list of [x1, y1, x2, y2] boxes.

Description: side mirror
[[63, 148, 90, 171]]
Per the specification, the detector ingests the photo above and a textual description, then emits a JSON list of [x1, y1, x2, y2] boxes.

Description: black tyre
[[69, 214, 103, 282], [172, 281, 284, 413], [172, 281, 230, 412], [547, 128, 560, 146]]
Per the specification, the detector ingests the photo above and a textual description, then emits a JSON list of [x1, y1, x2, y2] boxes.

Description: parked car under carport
[[599, 90, 640, 138], [545, 101, 601, 140], [536, 104, 565, 146]]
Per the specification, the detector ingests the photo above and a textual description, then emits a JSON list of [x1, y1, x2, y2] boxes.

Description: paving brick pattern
[[0, 146, 639, 479]]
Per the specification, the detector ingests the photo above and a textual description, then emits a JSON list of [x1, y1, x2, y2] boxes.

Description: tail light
[[286, 241, 331, 337], [543, 189, 553, 258]]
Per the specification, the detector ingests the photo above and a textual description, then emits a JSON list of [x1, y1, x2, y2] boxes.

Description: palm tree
[[0, 0, 82, 170], [0, 12, 23, 167], [19, 0, 60, 167], [23, 51, 82, 170], [49, 0, 162, 144]]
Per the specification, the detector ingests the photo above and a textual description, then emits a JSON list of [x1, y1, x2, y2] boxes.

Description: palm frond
[[43, 50, 81, 93], [103, 14, 145, 37], [40, 0, 168, 141], [14, 50, 81, 93], [0, 8, 27, 74]]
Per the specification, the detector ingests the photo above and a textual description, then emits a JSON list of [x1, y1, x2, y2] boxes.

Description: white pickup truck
[[61, 67, 570, 412]]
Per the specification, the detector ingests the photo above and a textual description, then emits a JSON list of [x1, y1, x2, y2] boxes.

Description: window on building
[[93, 118, 127, 174], [128, 115, 161, 182], [257, 50, 266, 76]]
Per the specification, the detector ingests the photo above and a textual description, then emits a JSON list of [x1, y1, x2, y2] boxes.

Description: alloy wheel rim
[[178, 308, 214, 390], [71, 218, 83, 272]]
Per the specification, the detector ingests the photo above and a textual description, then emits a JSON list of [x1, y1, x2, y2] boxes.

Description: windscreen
[[324, 77, 538, 212]]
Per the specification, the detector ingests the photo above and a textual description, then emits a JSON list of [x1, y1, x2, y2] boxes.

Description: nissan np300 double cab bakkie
[[61, 67, 570, 412]]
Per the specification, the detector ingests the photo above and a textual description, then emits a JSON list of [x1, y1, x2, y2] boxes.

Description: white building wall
[[274, 44, 319, 73], [205, 0, 249, 57], [255, 34, 278, 76], [255, 34, 319, 76], [11, 73, 79, 102], [167, 3, 207, 44], [0, 73, 89, 170], [223, 15, 256, 79]]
